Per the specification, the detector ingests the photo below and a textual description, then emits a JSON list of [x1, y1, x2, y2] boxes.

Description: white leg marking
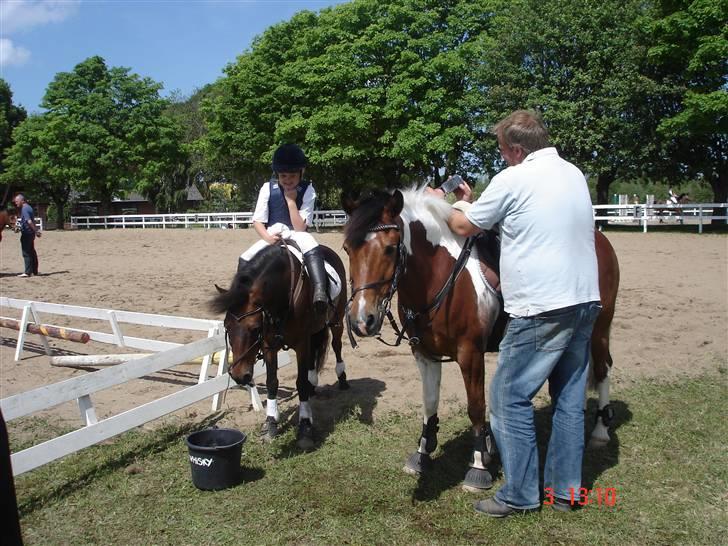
[[266, 398, 279, 421], [299, 401, 313, 423], [335, 360, 345, 377], [415, 352, 441, 423]]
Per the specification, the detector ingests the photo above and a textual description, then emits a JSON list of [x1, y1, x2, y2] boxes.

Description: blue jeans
[[490, 301, 601, 509]]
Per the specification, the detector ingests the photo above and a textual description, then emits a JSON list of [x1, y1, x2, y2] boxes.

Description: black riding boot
[[303, 247, 328, 316]]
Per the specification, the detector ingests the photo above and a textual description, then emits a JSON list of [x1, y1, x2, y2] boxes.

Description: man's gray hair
[[492, 110, 550, 155]]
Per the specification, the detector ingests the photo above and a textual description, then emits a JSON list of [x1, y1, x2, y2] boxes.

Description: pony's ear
[[214, 284, 227, 294], [387, 189, 404, 217], [341, 191, 359, 215]]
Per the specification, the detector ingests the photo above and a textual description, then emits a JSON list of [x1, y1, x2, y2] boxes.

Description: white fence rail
[[70, 210, 348, 231], [0, 298, 291, 475], [593, 203, 728, 233], [70, 204, 726, 233]]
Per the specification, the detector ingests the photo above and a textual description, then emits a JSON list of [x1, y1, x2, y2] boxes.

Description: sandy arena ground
[[0, 227, 726, 440]]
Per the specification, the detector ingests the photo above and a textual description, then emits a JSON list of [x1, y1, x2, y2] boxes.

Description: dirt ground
[[0, 227, 726, 439]]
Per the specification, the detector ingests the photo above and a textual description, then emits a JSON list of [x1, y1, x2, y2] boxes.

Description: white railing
[[0, 298, 291, 475], [593, 203, 728, 233], [68, 204, 728, 233], [69, 210, 348, 231]]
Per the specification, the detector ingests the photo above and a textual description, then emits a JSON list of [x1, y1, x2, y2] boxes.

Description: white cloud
[[0, 38, 31, 66], [1, 0, 81, 34]]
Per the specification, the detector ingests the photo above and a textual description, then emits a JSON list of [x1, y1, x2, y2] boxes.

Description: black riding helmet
[[272, 143, 308, 173]]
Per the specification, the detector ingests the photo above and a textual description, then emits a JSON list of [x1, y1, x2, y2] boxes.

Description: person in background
[[433, 110, 601, 517], [13, 193, 40, 278], [239, 143, 328, 316]]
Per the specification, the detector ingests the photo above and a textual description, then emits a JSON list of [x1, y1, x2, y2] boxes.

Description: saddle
[[473, 231, 507, 352]]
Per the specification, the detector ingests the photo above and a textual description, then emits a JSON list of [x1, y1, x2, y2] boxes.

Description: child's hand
[[263, 232, 281, 244]]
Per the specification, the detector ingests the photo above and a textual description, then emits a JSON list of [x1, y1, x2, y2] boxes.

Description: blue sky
[[1, 0, 349, 114]]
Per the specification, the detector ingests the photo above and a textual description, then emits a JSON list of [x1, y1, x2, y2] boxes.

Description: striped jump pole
[[0, 317, 91, 343]]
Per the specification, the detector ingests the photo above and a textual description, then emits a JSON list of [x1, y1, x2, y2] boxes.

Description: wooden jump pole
[[0, 317, 90, 343], [50, 354, 154, 367]]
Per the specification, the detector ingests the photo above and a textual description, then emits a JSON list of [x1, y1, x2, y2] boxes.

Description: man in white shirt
[[439, 110, 601, 517]]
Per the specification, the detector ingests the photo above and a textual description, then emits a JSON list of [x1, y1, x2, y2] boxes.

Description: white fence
[[70, 204, 726, 233], [593, 203, 728, 233], [0, 298, 290, 475], [70, 210, 348, 231]]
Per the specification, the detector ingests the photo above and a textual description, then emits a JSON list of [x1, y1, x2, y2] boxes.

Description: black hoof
[[462, 466, 493, 492], [296, 418, 315, 451], [337, 371, 350, 390], [403, 451, 431, 476], [260, 416, 278, 442]]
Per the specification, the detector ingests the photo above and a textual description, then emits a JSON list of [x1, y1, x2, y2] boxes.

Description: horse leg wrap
[[595, 403, 615, 427], [303, 248, 329, 315], [403, 415, 438, 476]]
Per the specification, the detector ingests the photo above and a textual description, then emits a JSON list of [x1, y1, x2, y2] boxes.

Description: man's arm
[[447, 208, 481, 237]]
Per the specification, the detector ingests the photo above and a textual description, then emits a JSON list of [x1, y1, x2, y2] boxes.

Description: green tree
[[473, 0, 662, 204], [645, 0, 728, 217], [41, 56, 184, 213], [204, 0, 496, 203], [1, 114, 74, 229], [0, 79, 27, 180]]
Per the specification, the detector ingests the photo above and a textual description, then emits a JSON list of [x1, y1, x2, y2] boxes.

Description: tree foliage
[[39, 56, 185, 213], [645, 0, 728, 204], [0, 79, 27, 180]]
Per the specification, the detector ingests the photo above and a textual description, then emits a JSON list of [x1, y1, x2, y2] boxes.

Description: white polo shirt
[[466, 147, 600, 316], [252, 180, 316, 227]]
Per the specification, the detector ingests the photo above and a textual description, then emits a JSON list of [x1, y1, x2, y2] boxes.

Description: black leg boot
[[303, 247, 329, 316]]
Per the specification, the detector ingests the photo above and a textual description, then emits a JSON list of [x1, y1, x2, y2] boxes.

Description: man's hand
[[453, 181, 473, 203]]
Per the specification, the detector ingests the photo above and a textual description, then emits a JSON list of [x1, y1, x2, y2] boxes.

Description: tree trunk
[[709, 170, 727, 226], [595, 171, 615, 228], [53, 198, 67, 230]]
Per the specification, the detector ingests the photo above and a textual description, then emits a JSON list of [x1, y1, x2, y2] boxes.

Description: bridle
[[345, 222, 407, 349], [345, 219, 480, 353], [225, 242, 303, 375]]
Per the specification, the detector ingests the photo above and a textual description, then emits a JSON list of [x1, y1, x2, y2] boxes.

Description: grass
[[11, 372, 728, 545]]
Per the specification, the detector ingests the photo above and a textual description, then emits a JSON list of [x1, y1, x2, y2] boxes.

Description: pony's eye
[[342, 245, 350, 255], [384, 245, 397, 256]]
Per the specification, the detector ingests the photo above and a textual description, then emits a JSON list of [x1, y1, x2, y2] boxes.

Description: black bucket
[[186, 428, 247, 490]]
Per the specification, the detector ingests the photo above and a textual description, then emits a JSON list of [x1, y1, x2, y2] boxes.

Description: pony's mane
[[210, 244, 288, 314], [344, 185, 460, 250]]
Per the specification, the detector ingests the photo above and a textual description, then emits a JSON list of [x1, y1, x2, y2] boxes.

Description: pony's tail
[[311, 327, 330, 374]]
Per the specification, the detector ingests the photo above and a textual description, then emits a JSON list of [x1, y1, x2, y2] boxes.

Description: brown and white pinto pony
[[343, 188, 619, 492], [0, 209, 17, 242]]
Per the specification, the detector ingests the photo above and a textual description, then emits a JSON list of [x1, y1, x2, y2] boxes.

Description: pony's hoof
[[260, 417, 278, 442], [587, 436, 609, 449], [337, 372, 350, 390], [403, 451, 431, 476], [462, 467, 493, 492], [296, 418, 315, 451]]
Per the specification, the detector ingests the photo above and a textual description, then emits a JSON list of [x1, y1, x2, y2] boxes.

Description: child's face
[[277, 171, 302, 192]]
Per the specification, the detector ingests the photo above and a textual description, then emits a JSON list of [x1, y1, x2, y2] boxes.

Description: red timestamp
[[544, 487, 618, 507]]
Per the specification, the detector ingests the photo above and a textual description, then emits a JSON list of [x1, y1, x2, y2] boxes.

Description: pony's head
[[342, 187, 456, 337], [210, 245, 292, 385], [0, 209, 18, 242]]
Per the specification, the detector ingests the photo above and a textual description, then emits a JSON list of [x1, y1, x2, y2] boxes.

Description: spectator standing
[[13, 193, 40, 277]]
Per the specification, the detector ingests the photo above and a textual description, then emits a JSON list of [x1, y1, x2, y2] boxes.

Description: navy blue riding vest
[[266, 179, 311, 228]]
